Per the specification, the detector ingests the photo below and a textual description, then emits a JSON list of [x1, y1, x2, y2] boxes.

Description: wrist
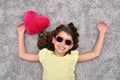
[[18, 32, 24, 36], [99, 31, 106, 35], [99, 33, 105, 38]]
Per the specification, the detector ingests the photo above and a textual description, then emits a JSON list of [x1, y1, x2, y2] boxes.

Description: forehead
[[57, 31, 72, 40]]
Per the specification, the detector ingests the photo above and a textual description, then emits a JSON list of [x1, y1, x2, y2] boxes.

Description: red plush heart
[[23, 10, 50, 35]]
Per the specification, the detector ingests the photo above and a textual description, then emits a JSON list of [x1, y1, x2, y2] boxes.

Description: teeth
[[58, 46, 65, 50]]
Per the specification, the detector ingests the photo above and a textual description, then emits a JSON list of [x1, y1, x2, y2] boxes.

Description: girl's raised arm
[[78, 21, 107, 62], [17, 23, 39, 62]]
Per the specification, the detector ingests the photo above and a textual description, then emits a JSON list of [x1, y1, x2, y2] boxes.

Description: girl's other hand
[[98, 21, 107, 34], [17, 23, 25, 34]]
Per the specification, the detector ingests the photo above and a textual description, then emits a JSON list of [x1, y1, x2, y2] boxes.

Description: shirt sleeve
[[70, 50, 79, 63], [38, 48, 48, 63]]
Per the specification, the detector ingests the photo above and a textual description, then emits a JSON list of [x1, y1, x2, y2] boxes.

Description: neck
[[54, 52, 65, 57]]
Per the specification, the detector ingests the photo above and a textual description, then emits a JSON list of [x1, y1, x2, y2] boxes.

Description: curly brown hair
[[37, 22, 79, 55]]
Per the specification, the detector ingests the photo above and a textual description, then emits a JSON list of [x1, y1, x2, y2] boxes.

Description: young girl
[[17, 22, 107, 80]]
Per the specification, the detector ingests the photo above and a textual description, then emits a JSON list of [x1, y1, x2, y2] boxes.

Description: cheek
[[68, 46, 73, 50], [52, 40, 59, 48], [70, 44, 74, 49]]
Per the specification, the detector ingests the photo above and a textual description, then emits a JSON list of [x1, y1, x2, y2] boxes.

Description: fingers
[[17, 23, 25, 30], [98, 21, 107, 34], [98, 21, 107, 30], [99, 21, 107, 27], [17, 23, 24, 28], [17, 23, 25, 33]]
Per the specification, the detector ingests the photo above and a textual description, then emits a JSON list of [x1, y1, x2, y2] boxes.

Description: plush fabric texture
[[23, 10, 50, 35]]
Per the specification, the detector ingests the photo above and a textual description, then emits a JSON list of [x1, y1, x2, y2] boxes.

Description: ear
[[52, 37, 55, 44]]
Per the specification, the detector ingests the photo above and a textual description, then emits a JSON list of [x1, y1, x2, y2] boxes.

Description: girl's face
[[52, 31, 73, 56]]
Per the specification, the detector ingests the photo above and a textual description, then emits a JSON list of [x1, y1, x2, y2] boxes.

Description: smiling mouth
[[58, 46, 65, 51]]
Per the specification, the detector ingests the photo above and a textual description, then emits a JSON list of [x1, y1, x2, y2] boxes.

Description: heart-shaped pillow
[[23, 10, 50, 35]]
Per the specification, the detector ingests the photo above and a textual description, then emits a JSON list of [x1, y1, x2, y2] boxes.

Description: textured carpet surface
[[0, 0, 120, 80]]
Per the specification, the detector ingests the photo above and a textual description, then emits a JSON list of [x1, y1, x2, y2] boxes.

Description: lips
[[58, 46, 65, 51]]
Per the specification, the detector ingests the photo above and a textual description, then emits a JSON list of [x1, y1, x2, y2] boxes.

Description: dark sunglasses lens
[[56, 37, 63, 42], [65, 40, 72, 45]]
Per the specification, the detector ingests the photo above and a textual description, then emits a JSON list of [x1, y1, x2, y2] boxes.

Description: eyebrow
[[56, 35, 73, 41]]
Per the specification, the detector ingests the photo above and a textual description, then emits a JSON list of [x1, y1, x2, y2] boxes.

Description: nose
[[60, 40, 65, 46]]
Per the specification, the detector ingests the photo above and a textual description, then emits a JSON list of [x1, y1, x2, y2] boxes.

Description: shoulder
[[66, 50, 79, 62], [71, 50, 79, 55], [38, 48, 53, 62], [39, 48, 49, 53], [39, 48, 53, 55], [70, 50, 79, 57]]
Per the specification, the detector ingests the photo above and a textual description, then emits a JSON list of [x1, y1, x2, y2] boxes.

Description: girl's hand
[[98, 21, 107, 34], [17, 23, 25, 34]]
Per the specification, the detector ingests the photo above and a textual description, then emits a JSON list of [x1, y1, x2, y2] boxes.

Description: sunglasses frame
[[55, 36, 73, 46]]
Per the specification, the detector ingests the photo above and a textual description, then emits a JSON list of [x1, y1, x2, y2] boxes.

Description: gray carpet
[[0, 0, 120, 80]]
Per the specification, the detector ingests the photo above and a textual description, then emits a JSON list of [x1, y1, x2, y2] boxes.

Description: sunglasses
[[55, 36, 73, 46]]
